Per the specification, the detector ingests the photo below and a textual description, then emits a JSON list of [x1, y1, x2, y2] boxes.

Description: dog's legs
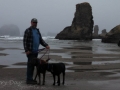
[[42, 73, 45, 85], [62, 72, 65, 85], [57, 75, 60, 86], [53, 74, 55, 85]]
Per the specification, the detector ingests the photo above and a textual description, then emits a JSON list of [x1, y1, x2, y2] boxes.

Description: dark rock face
[[102, 25, 120, 43], [55, 2, 94, 40], [0, 24, 20, 36]]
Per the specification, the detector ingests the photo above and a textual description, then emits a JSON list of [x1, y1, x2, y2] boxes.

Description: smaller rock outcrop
[[102, 25, 120, 43], [93, 25, 99, 36], [92, 25, 100, 39], [0, 24, 20, 36], [99, 29, 107, 37]]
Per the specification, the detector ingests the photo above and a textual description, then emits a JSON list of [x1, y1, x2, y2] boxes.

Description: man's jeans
[[26, 53, 38, 81]]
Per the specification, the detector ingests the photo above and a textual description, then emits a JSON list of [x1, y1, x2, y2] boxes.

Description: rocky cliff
[[102, 25, 120, 43], [55, 2, 94, 40], [0, 24, 20, 36]]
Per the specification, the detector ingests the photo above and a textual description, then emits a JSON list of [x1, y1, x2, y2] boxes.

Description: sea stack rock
[[0, 24, 20, 36], [102, 25, 120, 43], [92, 25, 100, 39], [99, 29, 107, 37], [55, 2, 94, 40], [93, 25, 99, 36]]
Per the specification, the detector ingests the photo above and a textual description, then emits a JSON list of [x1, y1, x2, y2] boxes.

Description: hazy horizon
[[0, 0, 120, 35]]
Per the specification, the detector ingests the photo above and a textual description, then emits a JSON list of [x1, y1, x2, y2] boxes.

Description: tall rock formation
[[92, 25, 101, 39], [0, 24, 20, 36], [55, 2, 94, 40], [93, 25, 99, 36], [102, 25, 120, 43]]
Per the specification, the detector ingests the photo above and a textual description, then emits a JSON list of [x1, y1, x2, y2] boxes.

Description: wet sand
[[0, 46, 120, 90]]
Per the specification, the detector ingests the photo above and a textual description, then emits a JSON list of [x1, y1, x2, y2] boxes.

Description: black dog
[[47, 63, 65, 86], [31, 58, 49, 85], [32, 58, 66, 86]]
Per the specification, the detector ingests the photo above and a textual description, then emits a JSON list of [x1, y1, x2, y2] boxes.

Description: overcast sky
[[0, 0, 120, 35]]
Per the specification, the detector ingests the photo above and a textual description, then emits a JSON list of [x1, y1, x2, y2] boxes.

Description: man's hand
[[26, 51, 31, 55], [46, 46, 50, 49]]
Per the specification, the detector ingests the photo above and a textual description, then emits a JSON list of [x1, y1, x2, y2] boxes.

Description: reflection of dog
[[47, 63, 65, 86]]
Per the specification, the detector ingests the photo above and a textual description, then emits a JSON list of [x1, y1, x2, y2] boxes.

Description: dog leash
[[39, 48, 50, 60], [38, 48, 46, 52]]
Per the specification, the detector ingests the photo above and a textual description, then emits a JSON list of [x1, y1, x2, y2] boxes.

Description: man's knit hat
[[31, 18, 38, 22]]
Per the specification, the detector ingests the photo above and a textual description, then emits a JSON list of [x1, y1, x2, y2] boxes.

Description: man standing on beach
[[23, 18, 50, 84]]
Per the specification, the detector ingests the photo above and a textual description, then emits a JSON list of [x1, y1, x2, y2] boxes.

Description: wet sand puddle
[[3, 45, 120, 73]]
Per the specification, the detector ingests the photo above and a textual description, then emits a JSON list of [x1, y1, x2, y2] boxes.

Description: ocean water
[[0, 35, 119, 67]]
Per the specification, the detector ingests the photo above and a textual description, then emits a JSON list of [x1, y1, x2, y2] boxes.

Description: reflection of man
[[23, 18, 50, 84]]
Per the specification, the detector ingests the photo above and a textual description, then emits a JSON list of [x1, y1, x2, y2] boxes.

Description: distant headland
[[0, 24, 20, 36]]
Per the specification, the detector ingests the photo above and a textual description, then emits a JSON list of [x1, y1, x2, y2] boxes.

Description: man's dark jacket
[[23, 26, 48, 52]]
